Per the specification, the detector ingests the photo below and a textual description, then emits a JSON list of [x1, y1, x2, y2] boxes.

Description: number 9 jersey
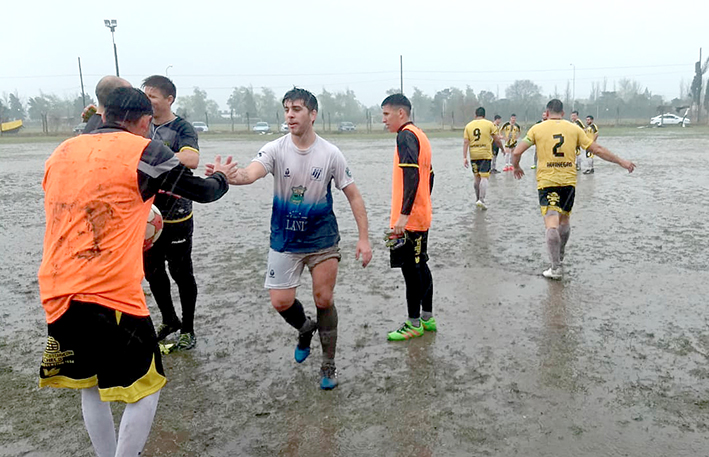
[[523, 120, 594, 189], [463, 119, 499, 160]]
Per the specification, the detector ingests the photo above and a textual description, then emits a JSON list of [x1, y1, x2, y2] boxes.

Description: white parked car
[[650, 113, 690, 126], [253, 121, 271, 133], [192, 121, 209, 132], [279, 122, 289, 133]]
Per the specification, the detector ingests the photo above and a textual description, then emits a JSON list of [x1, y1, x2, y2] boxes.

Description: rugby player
[[491, 114, 503, 173], [583, 115, 599, 174], [570, 110, 585, 171], [206, 88, 372, 390], [463, 107, 505, 209], [38, 87, 237, 457], [141, 75, 201, 351], [500, 114, 521, 171], [381, 94, 436, 341], [531, 110, 549, 169], [512, 99, 635, 279]]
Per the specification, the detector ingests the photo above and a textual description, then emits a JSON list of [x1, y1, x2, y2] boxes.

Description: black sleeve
[[176, 120, 199, 151], [429, 167, 434, 194], [396, 130, 420, 216], [137, 140, 228, 202], [82, 113, 103, 134]]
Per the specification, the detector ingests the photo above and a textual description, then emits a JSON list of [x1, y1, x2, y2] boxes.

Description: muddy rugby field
[[2, 128, 709, 456]]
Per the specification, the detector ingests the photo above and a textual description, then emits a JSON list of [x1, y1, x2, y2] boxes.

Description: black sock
[[401, 264, 423, 320], [317, 304, 338, 364], [420, 263, 433, 314], [278, 299, 307, 330]]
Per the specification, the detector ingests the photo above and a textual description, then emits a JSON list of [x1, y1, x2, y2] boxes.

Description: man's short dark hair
[[475, 107, 485, 117], [282, 87, 318, 112], [494, 114, 501, 120], [586, 115, 594, 120], [104, 87, 153, 124], [572, 110, 579, 115], [381, 93, 411, 116], [141, 75, 177, 99], [546, 99, 564, 114], [510, 113, 517, 117]]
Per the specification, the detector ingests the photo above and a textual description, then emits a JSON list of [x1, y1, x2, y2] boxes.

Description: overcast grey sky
[[2, 0, 707, 109]]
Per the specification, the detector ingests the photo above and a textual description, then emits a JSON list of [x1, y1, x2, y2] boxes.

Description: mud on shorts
[[470, 159, 492, 177], [390, 230, 429, 268], [265, 245, 342, 289], [39, 301, 166, 403], [538, 185, 575, 216]]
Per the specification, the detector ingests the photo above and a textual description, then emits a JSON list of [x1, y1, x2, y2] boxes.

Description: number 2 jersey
[[523, 120, 593, 189], [253, 134, 354, 253]]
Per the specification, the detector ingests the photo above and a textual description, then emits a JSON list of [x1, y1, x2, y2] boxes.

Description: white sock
[[115, 391, 160, 457], [81, 387, 117, 457], [479, 178, 488, 202]]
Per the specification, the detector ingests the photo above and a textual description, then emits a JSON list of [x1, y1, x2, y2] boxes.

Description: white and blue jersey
[[254, 134, 354, 253]]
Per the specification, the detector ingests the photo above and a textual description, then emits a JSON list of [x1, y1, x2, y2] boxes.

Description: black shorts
[[390, 230, 429, 268], [39, 301, 166, 403], [492, 145, 500, 156], [538, 186, 575, 216], [470, 159, 492, 177]]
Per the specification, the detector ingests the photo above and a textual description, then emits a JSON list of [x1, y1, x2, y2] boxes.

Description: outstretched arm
[[587, 143, 635, 172], [342, 183, 372, 268], [206, 160, 268, 185]]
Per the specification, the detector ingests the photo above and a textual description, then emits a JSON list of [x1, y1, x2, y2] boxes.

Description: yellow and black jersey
[[464, 119, 499, 160], [571, 118, 585, 130], [585, 123, 598, 140], [500, 122, 521, 148], [523, 119, 593, 189]]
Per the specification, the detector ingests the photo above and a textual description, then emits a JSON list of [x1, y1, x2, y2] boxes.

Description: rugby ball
[[144, 205, 163, 251]]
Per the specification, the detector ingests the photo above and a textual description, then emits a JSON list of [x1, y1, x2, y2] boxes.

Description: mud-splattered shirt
[[253, 134, 354, 253]]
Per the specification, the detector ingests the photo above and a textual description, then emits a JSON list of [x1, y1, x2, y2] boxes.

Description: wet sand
[[2, 129, 709, 456]]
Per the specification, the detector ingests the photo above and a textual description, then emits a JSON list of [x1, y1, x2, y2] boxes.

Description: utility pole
[[78, 57, 86, 107], [400, 55, 403, 94]]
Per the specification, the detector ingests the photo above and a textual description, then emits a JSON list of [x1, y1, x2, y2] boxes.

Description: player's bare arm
[[587, 143, 635, 172], [205, 160, 267, 185], [175, 148, 199, 169], [512, 141, 531, 179], [463, 139, 470, 168], [342, 183, 373, 267]]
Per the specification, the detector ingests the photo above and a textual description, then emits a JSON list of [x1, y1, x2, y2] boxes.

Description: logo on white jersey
[[310, 167, 323, 181], [290, 186, 307, 204], [284, 168, 291, 178]]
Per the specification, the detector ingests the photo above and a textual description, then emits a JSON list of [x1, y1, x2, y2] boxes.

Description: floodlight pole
[[105, 20, 120, 77]]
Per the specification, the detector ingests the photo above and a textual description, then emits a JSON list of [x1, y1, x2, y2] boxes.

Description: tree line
[[1, 76, 702, 130]]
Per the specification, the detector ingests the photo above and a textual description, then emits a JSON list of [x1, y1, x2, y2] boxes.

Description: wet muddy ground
[[2, 129, 709, 456]]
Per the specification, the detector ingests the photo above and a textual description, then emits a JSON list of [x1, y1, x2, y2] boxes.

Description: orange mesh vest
[[39, 132, 154, 323], [390, 124, 432, 231]]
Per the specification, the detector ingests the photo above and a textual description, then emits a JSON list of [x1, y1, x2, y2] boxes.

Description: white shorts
[[264, 246, 341, 289]]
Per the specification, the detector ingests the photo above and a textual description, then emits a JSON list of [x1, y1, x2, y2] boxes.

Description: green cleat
[[175, 332, 197, 351], [421, 317, 437, 332], [387, 321, 424, 341]]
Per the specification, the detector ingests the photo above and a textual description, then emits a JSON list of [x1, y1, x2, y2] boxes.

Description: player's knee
[[313, 290, 334, 309]]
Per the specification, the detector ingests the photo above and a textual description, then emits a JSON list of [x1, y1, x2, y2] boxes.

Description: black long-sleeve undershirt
[[95, 125, 229, 204], [396, 126, 421, 216]]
